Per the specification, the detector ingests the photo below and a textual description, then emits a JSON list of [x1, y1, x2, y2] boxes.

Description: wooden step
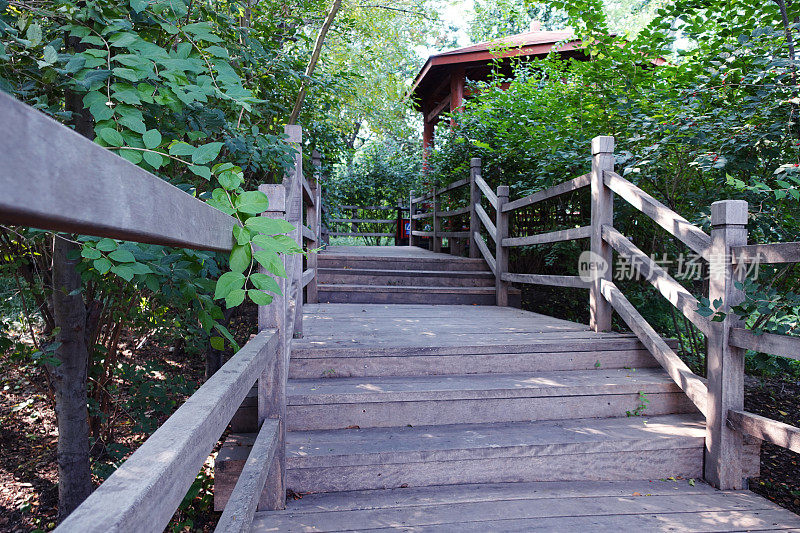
[[317, 283, 521, 306], [318, 267, 495, 287], [285, 414, 705, 493], [318, 254, 489, 272], [286, 368, 697, 431], [251, 479, 800, 532], [289, 338, 664, 379]]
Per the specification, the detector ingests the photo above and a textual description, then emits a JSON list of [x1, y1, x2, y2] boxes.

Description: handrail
[[729, 328, 800, 362], [474, 175, 498, 209], [473, 231, 496, 274], [330, 232, 394, 237], [604, 171, 712, 260], [475, 203, 496, 241], [503, 225, 590, 248], [56, 330, 279, 533], [502, 173, 590, 213], [435, 177, 470, 196], [214, 419, 280, 533], [599, 279, 709, 416], [502, 272, 590, 288], [436, 205, 471, 217], [732, 241, 800, 264], [601, 225, 711, 337], [330, 218, 395, 224], [727, 410, 800, 454], [0, 91, 236, 252]]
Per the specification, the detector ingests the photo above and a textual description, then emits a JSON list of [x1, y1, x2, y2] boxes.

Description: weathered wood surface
[[55, 330, 277, 533], [0, 90, 236, 251], [604, 170, 712, 260], [436, 205, 471, 217], [729, 327, 800, 362], [301, 268, 314, 288], [503, 225, 591, 247], [502, 173, 591, 212], [474, 175, 498, 208], [434, 177, 470, 196], [495, 186, 510, 306], [411, 211, 434, 219], [253, 478, 800, 532], [602, 225, 711, 337], [473, 231, 496, 274], [475, 202, 496, 241], [732, 241, 800, 263], [469, 158, 482, 259], [502, 272, 591, 288], [728, 409, 800, 454], [600, 280, 709, 417], [590, 136, 615, 333], [214, 419, 279, 533], [301, 224, 314, 241]]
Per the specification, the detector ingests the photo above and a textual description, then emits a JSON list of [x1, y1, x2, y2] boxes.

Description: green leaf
[[235, 190, 269, 214], [210, 336, 225, 350], [253, 250, 287, 278], [217, 169, 242, 190], [245, 217, 294, 235], [228, 244, 251, 273], [96, 238, 118, 252], [143, 151, 164, 169], [110, 264, 134, 281], [43, 45, 58, 65], [233, 225, 251, 246], [250, 272, 282, 294], [109, 249, 136, 262], [189, 165, 212, 180], [225, 288, 246, 308], [93, 257, 113, 274], [142, 129, 162, 149], [169, 141, 194, 157], [98, 128, 124, 147], [120, 149, 143, 164], [248, 289, 273, 306], [214, 271, 245, 299], [81, 247, 102, 260], [191, 142, 224, 164]]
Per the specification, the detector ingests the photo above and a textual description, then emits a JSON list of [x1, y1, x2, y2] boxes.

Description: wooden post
[[257, 183, 287, 511], [589, 136, 614, 332], [285, 125, 303, 339], [495, 185, 509, 306], [432, 185, 442, 253], [705, 199, 748, 490], [307, 150, 321, 304], [409, 190, 417, 247], [469, 158, 481, 258]]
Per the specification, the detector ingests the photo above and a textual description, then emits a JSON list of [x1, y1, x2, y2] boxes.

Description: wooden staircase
[[316, 246, 520, 306], [213, 303, 776, 531]]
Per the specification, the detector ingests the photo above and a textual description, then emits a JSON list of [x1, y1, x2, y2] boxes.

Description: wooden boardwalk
[[245, 290, 800, 531]]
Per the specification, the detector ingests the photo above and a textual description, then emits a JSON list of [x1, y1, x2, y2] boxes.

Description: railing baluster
[[469, 158, 481, 259], [285, 125, 304, 339], [307, 151, 321, 304], [495, 185, 509, 306], [409, 190, 417, 247], [706, 199, 748, 490]]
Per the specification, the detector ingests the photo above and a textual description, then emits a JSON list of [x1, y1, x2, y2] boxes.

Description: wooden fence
[[411, 135, 800, 490], [328, 204, 409, 244], [0, 90, 321, 531]]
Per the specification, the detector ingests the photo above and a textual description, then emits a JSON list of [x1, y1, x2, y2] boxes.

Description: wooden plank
[[412, 192, 434, 204], [412, 231, 434, 237], [215, 419, 279, 533], [437, 231, 470, 238], [329, 232, 394, 237], [502, 173, 590, 213], [469, 158, 481, 259], [301, 175, 314, 207], [426, 94, 451, 122], [301, 268, 314, 288], [435, 177, 469, 196], [474, 231, 496, 274], [56, 330, 278, 533], [301, 224, 314, 241], [0, 91, 236, 252], [330, 218, 395, 224], [728, 409, 800, 454], [605, 170, 712, 260], [436, 205, 471, 218], [590, 137, 615, 333], [475, 203, 496, 241], [602, 225, 711, 337], [730, 328, 800, 362], [502, 273, 591, 288], [600, 279, 708, 416], [732, 241, 800, 264], [495, 186, 510, 306], [474, 175, 498, 209], [339, 205, 397, 210], [504, 225, 590, 248], [412, 211, 433, 220]]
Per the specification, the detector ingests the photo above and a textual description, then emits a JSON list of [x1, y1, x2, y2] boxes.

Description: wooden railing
[[0, 91, 320, 530], [328, 204, 409, 244], [413, 135, 800, 491]]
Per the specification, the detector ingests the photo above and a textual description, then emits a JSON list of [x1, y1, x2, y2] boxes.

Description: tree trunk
[[49, 235, 93, 521]]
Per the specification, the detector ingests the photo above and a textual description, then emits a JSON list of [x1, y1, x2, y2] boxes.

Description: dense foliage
[[425, 0, 800, 376]]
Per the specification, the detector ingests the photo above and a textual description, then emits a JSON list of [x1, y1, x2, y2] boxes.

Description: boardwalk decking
[[239, 247, 800, 531]]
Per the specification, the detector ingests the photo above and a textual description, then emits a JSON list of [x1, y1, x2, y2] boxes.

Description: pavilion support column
[[422, 119, 434, 173], [450, 65, 465, 127]]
